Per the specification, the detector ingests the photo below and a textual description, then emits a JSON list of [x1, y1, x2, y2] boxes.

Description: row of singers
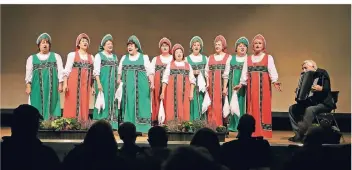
[[25, 33, 282, 137]]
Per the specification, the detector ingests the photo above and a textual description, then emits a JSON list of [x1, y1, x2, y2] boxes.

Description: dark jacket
[[220, 137, 272, 170], [62, 143, 128, 170], [1, 136, 60, 170], [311, 68, 336, 109]]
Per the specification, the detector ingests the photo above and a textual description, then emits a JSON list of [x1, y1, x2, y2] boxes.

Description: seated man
[[147, 126, 168, 149], [136, 126, 171, 170], [118, 122, 144, 159], [288, 60, 336, 142], [1, 104, 60, 170], [220, 114, 271, 170], [163, 146, 221, 170]]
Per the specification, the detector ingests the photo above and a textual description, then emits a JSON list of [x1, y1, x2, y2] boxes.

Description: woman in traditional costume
[[92, 34, 119, 129], [63, 33, 94, 121], [234, 34, 282, 138], [160, 44, 196, 123], [206, 35, 232, 127], [150, 37, 173, 124], [186, 36, 209, 121], [25, 33, 63, 120], [117, 35, 154, 133], [222, 36, 249, 132]]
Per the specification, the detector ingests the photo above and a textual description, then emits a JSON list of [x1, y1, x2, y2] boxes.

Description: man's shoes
[[288, 135, 303, 143]]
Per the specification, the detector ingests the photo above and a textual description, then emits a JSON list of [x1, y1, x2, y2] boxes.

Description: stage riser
[[1, 111, 350, 132], [38, 130, 88, 140], [36, 131, 226, 142]]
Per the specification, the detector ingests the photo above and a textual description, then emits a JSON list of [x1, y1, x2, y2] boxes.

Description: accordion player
[[295, 71, 321, 105]]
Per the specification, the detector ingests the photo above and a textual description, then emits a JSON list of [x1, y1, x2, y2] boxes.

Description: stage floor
[[1, 127, 350, 146]]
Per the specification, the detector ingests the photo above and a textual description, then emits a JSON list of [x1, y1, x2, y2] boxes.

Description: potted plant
[[38, 118, 94, 139], [161, 119, 226, 142]]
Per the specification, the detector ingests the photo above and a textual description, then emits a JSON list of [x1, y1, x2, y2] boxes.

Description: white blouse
[[25, 52, 64, 84], [93, 51, 117, 76], [240, 53, 279, 85], [117, 52, 153, 76], [162, 61, 196, 85], [63, 51, 94, 77], [222, 55, 247, 79], [150, 55, 173, 73], [186, 54, 209, 78], [204, 53, 232, 79]]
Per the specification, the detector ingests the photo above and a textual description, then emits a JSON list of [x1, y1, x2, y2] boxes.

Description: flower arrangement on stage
[[216, 126, 227, 133], [161, 119, 227, 133], [39, 118, 94, 131]]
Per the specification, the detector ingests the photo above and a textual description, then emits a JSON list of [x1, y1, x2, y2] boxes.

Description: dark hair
[[103, 40, 113, 46], [127, 41, 138, 49], [190, 128, 220, 162], [118, 122, 137, 142], [83, 120, 118, 155], [237, 114, 255, 133], [37, 39, 51, 51], [161, 42, 171, 48], [148, 126, 168, 147], [12, 104, 43, 136]]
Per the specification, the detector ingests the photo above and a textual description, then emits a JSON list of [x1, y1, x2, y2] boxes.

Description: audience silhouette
[[136, 126, 171, 170], [62, 119, 128, 170], [1, 104, 60, 170], [221, 114, 271, 170], [1, 105, 350, 170], [162, 146, 222, 170], [191, 128, 221, 163]]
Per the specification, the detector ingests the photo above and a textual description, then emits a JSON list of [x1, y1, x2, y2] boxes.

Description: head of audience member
[[162, 146, 219, 170], [11, 104, 43, 139], [303, 126, 324, 147], [148, 126, 168, 148], [237, 114, 256, 139], [118, 122, 137, 144], [190, 128, 221, 162], [83, 120, 118, 156]]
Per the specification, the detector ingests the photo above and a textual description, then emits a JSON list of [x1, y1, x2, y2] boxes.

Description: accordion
[[295, 71, 319, 104]]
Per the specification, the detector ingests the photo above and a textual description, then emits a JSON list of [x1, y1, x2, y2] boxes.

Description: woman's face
[[104, 40, 113, 53], [39, 39, 50, 53], [236, 43, 247, 55], [79, 38, 89, 50], [215, 41, 223, 53], [192, 41, 201, 54], [127, 43, 138, 55], [253, 39, 264, 53], [161, 43, 170, 54], [174, 49, 184, 61]]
